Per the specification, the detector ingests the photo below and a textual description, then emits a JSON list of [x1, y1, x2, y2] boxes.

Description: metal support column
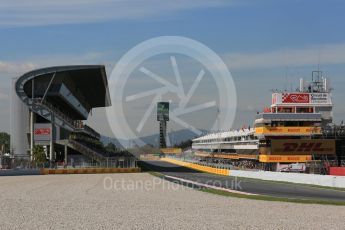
[[49, 115, 55, 162], [64, 144, 68, 166], [30, 79, 35, 161], [30, 111, 34, 161], [159, 120, 167, 148]]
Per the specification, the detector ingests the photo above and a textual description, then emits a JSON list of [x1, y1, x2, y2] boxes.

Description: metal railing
[[64, 158, 138, 169], [68, 139, 106, 161], [33, 98, 99, 138], [10, 157, 138, 169]]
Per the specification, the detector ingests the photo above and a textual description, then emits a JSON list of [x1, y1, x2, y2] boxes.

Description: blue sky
[[1, 0, 345, 138]]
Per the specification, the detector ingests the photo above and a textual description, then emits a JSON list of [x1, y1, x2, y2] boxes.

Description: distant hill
[[101, 129, 206, 149]]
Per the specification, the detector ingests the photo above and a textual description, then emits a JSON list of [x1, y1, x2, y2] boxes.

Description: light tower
[[157, 102, 169, 148]]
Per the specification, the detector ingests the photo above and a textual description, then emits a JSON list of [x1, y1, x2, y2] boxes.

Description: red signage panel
[[34, 128, 51, 135], [282, 93, 310, 103]]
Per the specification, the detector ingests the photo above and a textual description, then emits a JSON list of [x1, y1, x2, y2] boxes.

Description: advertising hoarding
[[310, 93, 329, 104], [272, 93, 331, 105], [259, 155, 312, 163], [160, 148, 182, 154], [270, 139, 336, 155], [34, 123, 52, 142], [282, 93, 310, 103], [255, 127, 321, 135]]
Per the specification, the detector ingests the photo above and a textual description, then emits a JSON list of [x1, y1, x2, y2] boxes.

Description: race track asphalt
[[139, 160, 345, 202]]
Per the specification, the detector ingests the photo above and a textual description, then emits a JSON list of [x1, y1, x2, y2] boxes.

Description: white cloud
[[29, 52, 109, 67], [0, 51, 109, 75], [0, 0, 235, 27], [0, 61, 36, 74], [224, 43, 345, 70]]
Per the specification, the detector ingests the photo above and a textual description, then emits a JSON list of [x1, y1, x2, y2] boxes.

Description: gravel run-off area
[[0, 173, 344, 230]]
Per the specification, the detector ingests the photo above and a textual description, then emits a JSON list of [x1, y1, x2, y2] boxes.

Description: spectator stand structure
[[12, 65, 134, 168]]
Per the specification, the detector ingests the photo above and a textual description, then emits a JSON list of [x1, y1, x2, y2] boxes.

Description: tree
[[0, 132, 10, 153], [32, 145, 47, 164], [105, 142, 117, 153]]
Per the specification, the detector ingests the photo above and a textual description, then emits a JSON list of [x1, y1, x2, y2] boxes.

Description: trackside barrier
[[229, 170, 345, 188], [162, 158, 345, 188], [161, 158, 229, 176], [40, 168, 141, 175], [329, 167, 345, 176]]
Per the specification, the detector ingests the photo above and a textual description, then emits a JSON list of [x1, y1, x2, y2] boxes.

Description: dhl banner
[[160, 148, 182, 155], [259, 155, 312, 163], [270, 139, 336, 155], [255, 126, 321, 135]]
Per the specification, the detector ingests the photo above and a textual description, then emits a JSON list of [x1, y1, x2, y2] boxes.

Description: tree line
[[0, 132, 10, 153]]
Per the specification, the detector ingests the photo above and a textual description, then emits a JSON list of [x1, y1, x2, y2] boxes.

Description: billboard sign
[[272, 93, 331, 105], [34, 123, 52, 141], [270, 139, 336, 155], [157, 102, 169, 121], [282, 93, 310, 103], [310, 93, 329, 104], [259, 155, 312, 163]]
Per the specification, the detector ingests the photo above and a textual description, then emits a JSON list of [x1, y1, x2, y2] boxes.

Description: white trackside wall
[[229, 170, 345, 188]]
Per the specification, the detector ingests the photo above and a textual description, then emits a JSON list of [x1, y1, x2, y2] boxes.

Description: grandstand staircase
[[56, 139, 106, 162]]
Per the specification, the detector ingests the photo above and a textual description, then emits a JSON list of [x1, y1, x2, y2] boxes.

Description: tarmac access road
[[140, 160, 345, 202]]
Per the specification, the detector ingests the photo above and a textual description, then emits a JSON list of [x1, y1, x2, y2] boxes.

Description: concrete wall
[[230, 170, 345, 188]]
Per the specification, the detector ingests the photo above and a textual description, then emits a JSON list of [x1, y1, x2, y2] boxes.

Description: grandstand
[[11, 65, 130, 166]]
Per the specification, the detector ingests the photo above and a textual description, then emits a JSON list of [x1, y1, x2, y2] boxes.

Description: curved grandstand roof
[[16, 65, 111, 109], [15, 65, 112, 131]]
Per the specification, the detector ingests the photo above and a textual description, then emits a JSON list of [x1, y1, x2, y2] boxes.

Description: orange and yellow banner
[[255, 126, 321, 135], [161, 148, 182, 155], [259, 155, 312, 163]]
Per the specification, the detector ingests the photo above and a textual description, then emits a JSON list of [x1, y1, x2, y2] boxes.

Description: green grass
[[148, 171, 345, 206]]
